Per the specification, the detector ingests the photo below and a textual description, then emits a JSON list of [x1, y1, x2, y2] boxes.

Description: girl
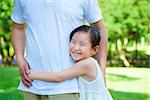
[[28, 25, 113, 100]]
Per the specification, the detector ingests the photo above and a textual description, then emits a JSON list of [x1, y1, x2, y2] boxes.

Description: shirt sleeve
[[82, 0, 103, 24], [11, 0, 25, 24]]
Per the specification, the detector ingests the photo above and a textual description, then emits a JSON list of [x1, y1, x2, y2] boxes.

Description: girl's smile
[[69, 31, 96, 62]]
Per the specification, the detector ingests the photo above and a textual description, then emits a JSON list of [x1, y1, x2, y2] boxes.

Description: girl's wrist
[[32, 72, 37, 80], [29, 71, 37, 80]]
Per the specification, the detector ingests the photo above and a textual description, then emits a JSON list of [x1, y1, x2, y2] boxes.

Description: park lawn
[[0, 66, 23, 100], [106, 67, 150, 100], [0, 67, 150, 100]]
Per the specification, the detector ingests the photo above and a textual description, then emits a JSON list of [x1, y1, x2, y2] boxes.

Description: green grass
[[106, 68, 150, 100], [0, 67, 23, 100], [0, 67, 150, 100]]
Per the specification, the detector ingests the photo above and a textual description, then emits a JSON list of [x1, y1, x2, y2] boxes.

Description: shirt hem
[[18, 87, 79, 95]]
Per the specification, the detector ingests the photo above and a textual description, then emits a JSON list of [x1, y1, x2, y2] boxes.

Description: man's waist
[[25, 56, 74, 71], [18, 79, 78, 89], [18, 80, 79, 95]]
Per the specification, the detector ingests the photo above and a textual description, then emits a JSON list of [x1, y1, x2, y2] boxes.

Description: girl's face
[[69, 31, 98, 62]]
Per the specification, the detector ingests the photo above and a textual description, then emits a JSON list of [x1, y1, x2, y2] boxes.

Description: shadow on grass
[[107, 73, 140, 82], [109, 89, 150, 100]]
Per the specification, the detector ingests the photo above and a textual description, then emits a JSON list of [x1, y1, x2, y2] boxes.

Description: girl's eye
[[80, 43, 87, 46], [71, 40, 76, 44]]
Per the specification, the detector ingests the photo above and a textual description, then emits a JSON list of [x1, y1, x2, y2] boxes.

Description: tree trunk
[[117, 39, 130, 67]]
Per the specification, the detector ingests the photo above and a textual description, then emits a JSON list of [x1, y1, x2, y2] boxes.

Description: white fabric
[[11, 0, 103, 95], [78, 58, 113, 100]]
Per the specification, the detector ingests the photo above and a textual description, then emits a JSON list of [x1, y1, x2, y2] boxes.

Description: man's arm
[[91, 19, 107, 79], [12, 22, 31, 88]]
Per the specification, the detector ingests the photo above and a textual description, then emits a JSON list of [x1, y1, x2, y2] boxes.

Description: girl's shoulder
[[77, 57, 98, 69], [78, 57, 99, 82], [83, 57, 98, 64]]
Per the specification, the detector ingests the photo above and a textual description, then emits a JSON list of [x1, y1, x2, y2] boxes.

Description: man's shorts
[[23, 92, 79, 100]]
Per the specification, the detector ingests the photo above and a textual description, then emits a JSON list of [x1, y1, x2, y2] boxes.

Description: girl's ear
[[92, 45, 100, 55]]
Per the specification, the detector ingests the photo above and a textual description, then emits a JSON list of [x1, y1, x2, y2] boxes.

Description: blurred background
[[0, 0, 150, 100]]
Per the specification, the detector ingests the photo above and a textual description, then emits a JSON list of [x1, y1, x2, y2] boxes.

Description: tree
[[0, 0, 14, 65], [99, 0, 150, 67]]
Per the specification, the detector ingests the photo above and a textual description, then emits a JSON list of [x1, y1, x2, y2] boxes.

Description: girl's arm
[[28, 58, 93, 82]]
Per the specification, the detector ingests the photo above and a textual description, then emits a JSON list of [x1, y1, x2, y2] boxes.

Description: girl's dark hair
[[70, 25, 101, 48]]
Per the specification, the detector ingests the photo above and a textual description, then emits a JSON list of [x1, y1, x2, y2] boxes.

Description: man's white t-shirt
[[11, 0, 103, 95]]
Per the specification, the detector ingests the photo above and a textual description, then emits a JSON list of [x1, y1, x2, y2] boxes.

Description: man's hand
[[17, 57, 32, 88]]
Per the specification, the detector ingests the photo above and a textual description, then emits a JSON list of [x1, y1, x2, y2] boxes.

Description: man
[[11, 0, 107, 99]]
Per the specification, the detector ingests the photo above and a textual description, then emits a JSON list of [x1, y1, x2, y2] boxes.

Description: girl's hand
[[28, 70, 36, 80]]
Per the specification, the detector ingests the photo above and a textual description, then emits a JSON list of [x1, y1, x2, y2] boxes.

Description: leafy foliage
[[0, 0, 14, 65], [99, 0, 150, 67], [99, 0, 150, 41]]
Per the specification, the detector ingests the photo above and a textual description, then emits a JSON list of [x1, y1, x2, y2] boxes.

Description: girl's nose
[[73, 44, 79, 50]]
